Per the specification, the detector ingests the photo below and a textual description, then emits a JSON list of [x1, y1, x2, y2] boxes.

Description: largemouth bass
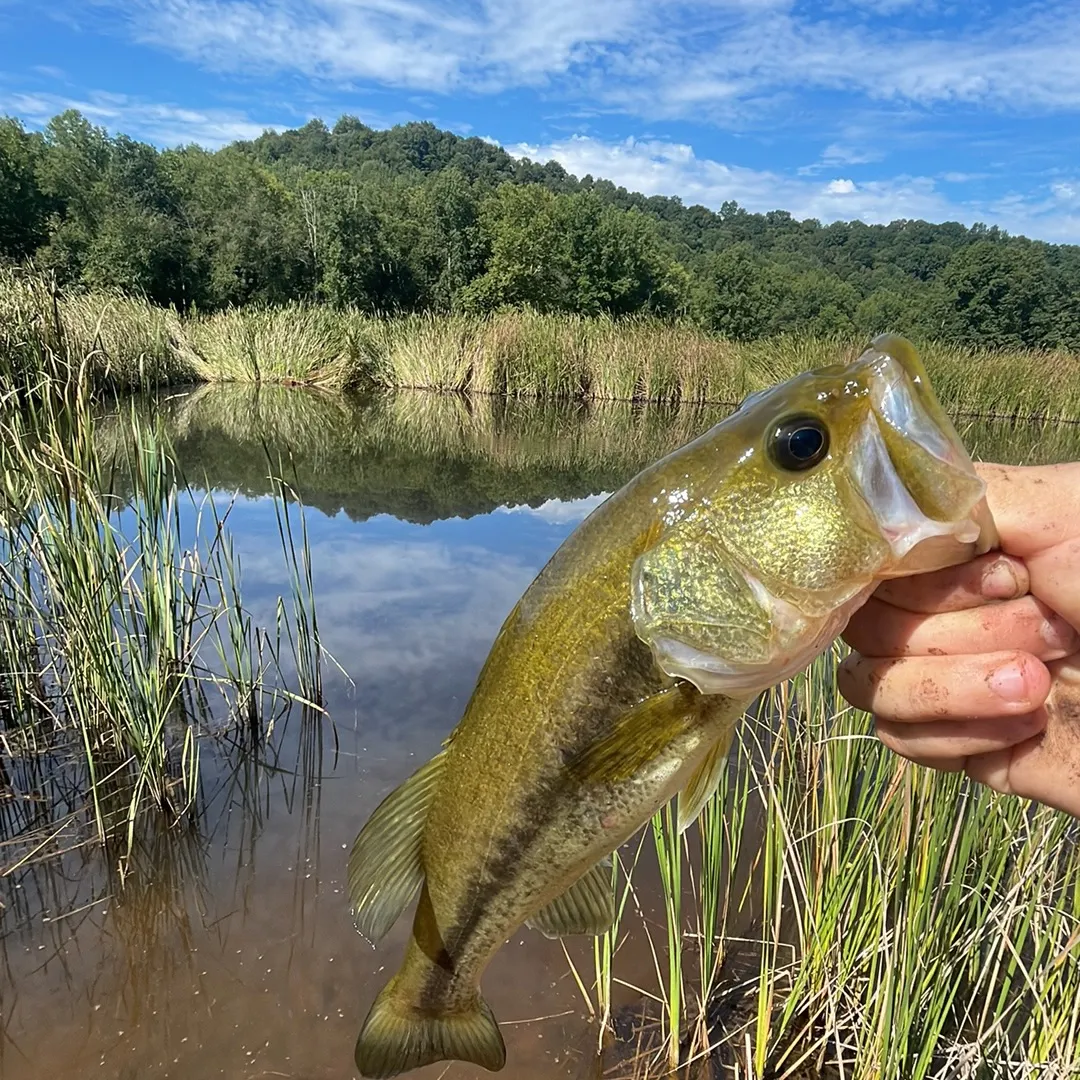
[[347, 335, 996, 1078]]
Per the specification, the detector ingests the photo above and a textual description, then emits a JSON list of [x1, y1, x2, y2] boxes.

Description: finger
[[978, 462, 1080, 633], [843, 595, 1079, 661], [979, 462, 1080, 559], [966, 655, 1080, 816], [872, 552, 1029, 614], [838, 650, 1051, 722], [875, 710, 1047, 764]]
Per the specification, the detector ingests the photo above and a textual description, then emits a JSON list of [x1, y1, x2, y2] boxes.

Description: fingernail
[[1041, 615, 1079, 652], [989, 662, 1028, 701], [982, 560, 1020, 599]]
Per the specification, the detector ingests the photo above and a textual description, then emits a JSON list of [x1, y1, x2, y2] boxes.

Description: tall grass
[[0, 267, 196, 393], [4, 270, 1080, 422], [187, 303, 361, 386], [0, 296, 328, 872], [584, 648, 1080, 1078]]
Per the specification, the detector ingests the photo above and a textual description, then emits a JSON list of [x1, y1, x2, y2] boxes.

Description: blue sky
[[3, 0, 1080, 242]]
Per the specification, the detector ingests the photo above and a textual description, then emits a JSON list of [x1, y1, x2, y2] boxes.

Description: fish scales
[[347, 335, 999, 1078]]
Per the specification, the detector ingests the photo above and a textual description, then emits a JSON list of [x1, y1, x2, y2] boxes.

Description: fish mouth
[[850, 336, 997, 573]]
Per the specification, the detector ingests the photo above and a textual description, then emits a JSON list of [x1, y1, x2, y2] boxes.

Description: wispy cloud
[[509, 133, 958, 223], [75, 0, 1080, 121], [0, 88, 289, 146], [110, 0, 648, 92]]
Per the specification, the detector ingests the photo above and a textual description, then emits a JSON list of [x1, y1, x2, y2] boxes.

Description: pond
[[3, 384, 1079, 1080]]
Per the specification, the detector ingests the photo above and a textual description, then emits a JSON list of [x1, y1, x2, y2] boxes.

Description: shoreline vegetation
[[4, 268, 1080, 423], [0, 272, 327, 875], [5, 269, 1080, 1078]]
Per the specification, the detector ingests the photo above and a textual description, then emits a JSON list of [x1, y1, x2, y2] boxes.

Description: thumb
[[978, 462, 1080, 559], [977, 462, 1080, 632]]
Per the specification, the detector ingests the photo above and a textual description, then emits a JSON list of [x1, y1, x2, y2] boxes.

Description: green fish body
[[347, 336, 996, 1078]]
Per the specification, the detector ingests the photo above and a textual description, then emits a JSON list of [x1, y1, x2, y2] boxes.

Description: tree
[[166, 147, 309, 307], [936, 241, 1066, 348], [0, 118, 51, 260], [408, 168, 484, 310], [855, 286, 935, 341], [692, 243, 779, 340], [461, 186, 684, 316], [459, 184, 566, 311]]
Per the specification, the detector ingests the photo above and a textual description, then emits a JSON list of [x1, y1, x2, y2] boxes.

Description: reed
[[0, 266, 196, 393], [186, 303, 357, 386], [5, 271, 1080, 421], [590, 646, 1080, 1078], [0, 307, 328, 872]]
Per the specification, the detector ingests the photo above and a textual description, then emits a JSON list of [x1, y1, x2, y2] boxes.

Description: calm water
[[3, 385, 1078, 1080]]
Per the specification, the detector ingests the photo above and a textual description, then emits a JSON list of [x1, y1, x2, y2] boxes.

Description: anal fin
[[526, 857, 615, 938], [348, 749, 446, 944], [676, 724, 736, 834]]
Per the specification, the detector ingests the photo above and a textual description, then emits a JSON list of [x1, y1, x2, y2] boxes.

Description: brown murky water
[[3, 387, 1076, 1080]]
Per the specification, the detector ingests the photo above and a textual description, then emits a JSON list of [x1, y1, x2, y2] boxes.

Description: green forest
[[2, 109, 1079, 350]]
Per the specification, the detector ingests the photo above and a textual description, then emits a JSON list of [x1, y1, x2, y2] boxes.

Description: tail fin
[[355, 978, 506, 1078]]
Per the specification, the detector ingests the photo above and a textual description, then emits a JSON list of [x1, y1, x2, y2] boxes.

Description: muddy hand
[[838, 462, 1080, 817]]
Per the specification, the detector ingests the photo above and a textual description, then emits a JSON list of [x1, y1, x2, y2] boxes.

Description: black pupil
[[788, 426, 823, 460], [768, 415, 829, 472]]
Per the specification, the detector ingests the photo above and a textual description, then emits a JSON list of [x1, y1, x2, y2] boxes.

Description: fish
[[346, 334, 997, 1078]]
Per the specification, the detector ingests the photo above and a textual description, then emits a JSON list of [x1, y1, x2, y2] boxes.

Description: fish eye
[[767, 414, 830, 472]]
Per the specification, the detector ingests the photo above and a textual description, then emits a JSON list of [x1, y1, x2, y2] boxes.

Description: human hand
[[838, 462, 1080, 816]]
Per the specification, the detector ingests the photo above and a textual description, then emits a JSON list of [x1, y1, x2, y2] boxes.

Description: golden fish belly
[[399, 681, 744, 1013]]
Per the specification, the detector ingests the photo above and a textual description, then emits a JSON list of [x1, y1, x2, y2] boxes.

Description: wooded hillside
[[2, 110, 1077, 349]]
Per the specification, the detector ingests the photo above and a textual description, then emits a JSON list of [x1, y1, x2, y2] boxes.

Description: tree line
[[2, 109, 1079, 350]]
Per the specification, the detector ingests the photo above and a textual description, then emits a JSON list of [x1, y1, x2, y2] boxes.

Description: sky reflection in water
[[4, 385, 1078, 1080]]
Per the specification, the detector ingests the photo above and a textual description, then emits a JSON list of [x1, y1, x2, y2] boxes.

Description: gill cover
[[630, 335, 995, 696]]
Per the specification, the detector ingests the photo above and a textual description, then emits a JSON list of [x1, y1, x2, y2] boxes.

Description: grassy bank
[[4, 268, 1080, 422], [0, 295, 325, 874], [575, 655, 1080, 1079]]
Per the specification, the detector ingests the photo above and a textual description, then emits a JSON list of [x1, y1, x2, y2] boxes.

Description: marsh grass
[[5, 271, 1080, 421], [0, 302, 330, 873], [583, 649, 1080, 1079], [0, 267, 195, 393], [186, 303, 359, 386]]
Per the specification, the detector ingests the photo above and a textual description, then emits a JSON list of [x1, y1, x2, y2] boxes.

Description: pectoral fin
[[348, 749, 446, 944], [526, 857, 615, 938], [565, 683, 711, 787], [676, 724, 736, 834]]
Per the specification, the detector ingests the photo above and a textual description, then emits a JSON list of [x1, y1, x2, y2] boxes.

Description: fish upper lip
[[863, 350, 963, 468], [850, 407, 979, 559]]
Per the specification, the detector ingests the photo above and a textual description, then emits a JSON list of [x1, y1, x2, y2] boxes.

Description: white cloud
[[69, 0, 1080, 120], [1051, 181, 1080, 204], [114, 0, 647, 92], [236, 531, 538, 686], [0, 88, 286, 146], [508, 133, 957, 224], [506, 133, 1080, 243], [495, 492, 611, 524]]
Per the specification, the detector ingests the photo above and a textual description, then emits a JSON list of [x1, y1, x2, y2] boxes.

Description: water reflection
[[4, 385, 1079, 1080]]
